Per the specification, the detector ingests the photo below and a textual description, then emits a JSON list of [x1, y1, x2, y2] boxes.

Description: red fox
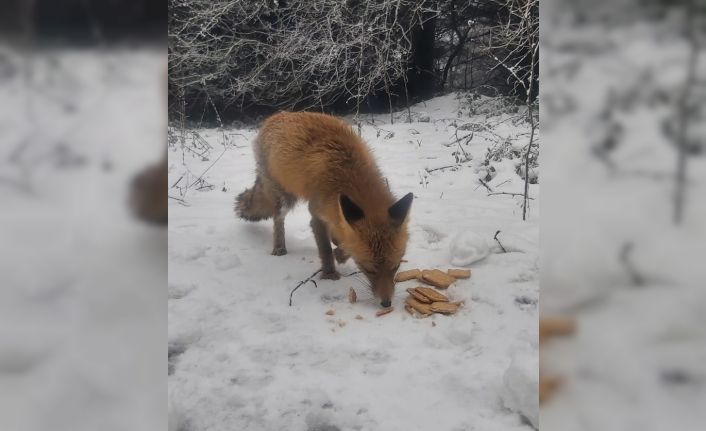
[[235, 112, 413, 307]]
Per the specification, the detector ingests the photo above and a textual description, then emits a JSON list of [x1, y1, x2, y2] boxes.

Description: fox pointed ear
[[340, 194, 364, 224], [388, 192, 413, 225]]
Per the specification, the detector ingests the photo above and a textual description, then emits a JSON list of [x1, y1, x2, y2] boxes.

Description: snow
[[502, 347, 539, 429], [168, 93, 539, 429], [0, 47, 166, 431], [449, 231, 492, 266]]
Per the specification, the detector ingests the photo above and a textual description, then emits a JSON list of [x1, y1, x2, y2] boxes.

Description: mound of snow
[[450, 231, 491, 266], [501, 349, 539, 429]]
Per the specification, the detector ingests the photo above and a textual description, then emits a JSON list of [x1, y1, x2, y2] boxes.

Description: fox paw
[[271, 247, 287, 256], [321, 270, 341, 280]]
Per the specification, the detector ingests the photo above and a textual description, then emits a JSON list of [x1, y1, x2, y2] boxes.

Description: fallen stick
[[289, 269, 322, 306], [488, 192, 535, 200]]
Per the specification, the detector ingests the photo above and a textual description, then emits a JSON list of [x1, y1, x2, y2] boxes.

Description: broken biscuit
[[420, 269, 456, 289], [406, 288, 432, 303], [430, 301, 459, 314], [414, 286, 449, 303], [395, 269, 421, 282], [447, 268, 471, 279], [405, 297, 433, 315]]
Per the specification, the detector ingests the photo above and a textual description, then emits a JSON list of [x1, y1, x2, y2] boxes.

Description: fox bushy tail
[[234, 176, 275, 221]]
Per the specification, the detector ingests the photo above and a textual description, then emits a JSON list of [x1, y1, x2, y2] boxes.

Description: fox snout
[[370, 275, 395, 308]]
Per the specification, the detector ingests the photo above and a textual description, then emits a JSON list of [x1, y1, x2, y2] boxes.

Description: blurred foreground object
[[541, 0, 706, 429], [130, 157, 168, 225], [539, 316, 576, 404], [0, 1, 166, 431]]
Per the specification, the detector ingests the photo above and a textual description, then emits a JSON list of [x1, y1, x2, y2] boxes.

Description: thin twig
[[478, 178, 493, 192], [426, 164, 460, 173], [289, 269, 322, 306], [494, 230, 507, 253], [188, 148, 227, 189], [171, 174, 185, 189], [488, 192, 534, 199]]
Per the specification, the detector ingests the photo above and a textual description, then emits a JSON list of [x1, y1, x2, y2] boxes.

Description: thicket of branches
[[169, 0, 540, 121]]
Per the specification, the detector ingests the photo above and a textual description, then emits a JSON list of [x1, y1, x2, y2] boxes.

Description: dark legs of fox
[[272, 198, 290, 256], [310, 214, 340, 280]]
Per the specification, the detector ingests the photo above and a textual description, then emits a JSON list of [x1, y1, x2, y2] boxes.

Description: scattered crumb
[[432, 321, 437, 327], [404, 305, 415, 316], [348, 287, 357, 303], [376, 306, 394, 317], [338, 320, 347, 327], [355, 314, 364, 320], [325, 309, 335, 316]]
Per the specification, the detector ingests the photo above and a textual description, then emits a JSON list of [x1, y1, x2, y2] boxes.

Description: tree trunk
[[408, 10, 437, 100]]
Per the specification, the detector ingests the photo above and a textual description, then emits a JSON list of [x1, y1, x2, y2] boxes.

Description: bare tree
[[487, 0, 539, 221], [169, 0, 437, 116]]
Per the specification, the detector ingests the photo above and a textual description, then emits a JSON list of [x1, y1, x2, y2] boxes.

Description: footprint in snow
[[419, 224, 447, 245], [170, 245, 210, 263]]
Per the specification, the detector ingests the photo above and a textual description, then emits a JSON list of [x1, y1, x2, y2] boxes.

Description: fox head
[[339, 192, 414, 307]]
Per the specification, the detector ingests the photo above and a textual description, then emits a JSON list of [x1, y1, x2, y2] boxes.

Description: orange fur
[[236, 112, 413, 305]]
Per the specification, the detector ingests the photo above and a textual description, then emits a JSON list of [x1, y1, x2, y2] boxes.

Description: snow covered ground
[[540, 1, 706, 430], [0, 47, 166, 431], [168, 94, 539, 430]]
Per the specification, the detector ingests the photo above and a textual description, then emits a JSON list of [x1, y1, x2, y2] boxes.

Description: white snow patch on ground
[[450, 231, 492, 266], [502, 346, 539, 429], [168, 94, 539, 430]]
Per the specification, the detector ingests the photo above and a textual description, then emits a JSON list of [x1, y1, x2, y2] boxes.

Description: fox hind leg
[[272, 203, 288, 256]]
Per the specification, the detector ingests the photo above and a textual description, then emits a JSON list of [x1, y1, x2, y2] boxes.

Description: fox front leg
[[310, 216, 340, 280]]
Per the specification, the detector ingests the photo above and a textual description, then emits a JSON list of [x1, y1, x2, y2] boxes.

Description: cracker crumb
[[376, 306, 394, 317]]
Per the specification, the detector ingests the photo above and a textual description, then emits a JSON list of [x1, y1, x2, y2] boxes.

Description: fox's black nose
[[381, 300, 391, 308]]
